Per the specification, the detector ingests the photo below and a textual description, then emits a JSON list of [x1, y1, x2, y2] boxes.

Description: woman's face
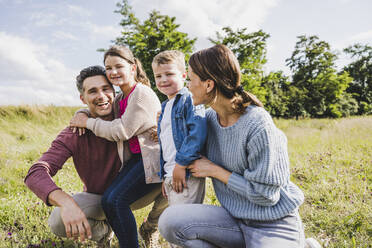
[[187, 66, 209, 106], [104, 55, 136, 88]]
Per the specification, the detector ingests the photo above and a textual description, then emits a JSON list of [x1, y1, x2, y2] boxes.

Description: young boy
[[152, 50, 207, 206]]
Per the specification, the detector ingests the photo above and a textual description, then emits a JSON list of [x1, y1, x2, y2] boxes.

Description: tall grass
[[0, 105, 371, 247]]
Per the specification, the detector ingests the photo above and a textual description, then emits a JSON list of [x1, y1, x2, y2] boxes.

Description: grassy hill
[[0, 105, 371, 247]]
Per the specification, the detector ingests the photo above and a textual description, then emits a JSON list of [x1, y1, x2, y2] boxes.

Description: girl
[[158, 44, 306, 248], [70, 45, 163, 247]]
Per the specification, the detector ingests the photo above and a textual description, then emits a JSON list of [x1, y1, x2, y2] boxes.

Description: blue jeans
[[159, 204, 305, 248], [102, 154, 158, 248]]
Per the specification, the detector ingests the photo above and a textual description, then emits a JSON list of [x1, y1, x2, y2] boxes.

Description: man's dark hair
[[76, 65, 111, 94]]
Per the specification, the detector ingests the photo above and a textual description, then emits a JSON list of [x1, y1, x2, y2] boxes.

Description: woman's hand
[[188, 156, 216, 178], [70, 113, 88, 136], [189, 156, 232, 184]]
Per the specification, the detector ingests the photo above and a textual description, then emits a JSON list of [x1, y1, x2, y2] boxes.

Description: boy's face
[[153, 62, 186, 99]]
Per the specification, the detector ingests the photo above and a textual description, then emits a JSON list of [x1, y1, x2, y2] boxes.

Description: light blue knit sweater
[[206, 105, 304, 221]]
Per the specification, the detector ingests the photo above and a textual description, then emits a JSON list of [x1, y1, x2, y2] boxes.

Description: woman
[[158, 44, 305, 248], [70, 45, 163, 247]]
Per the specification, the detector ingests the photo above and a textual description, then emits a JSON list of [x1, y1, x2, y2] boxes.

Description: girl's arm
[[87, 85, 161, 142]]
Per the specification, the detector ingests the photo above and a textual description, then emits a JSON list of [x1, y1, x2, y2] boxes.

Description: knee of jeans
[[102, 191, 130, 214], [158, 206, 182, 242], [101, 192, 113, 213]]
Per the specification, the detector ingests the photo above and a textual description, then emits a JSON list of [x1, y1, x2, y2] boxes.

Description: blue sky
[[0, 0, 371, 105]]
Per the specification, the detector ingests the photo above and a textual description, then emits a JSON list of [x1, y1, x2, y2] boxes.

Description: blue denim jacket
[[158, 87, 207, 178]]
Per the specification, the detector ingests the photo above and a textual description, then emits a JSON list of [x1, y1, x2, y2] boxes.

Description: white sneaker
[[305, 238, 322, 248]]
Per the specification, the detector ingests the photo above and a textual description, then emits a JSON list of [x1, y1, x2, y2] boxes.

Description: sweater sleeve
[[175, 97, 207, 166], [24, 128, 75, 205], [226, 122, 289, 206], [86, 85, 161, 142]]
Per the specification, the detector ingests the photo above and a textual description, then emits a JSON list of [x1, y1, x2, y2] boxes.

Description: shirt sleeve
[[86, 85, 161, 142], [226, 123, 290, 206], [175, 97, 207, 166], [24, 128, 75, 205], [75, 108, 90, 116]]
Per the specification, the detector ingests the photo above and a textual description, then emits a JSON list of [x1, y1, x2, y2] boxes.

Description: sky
[[0, 0, 371, 106]]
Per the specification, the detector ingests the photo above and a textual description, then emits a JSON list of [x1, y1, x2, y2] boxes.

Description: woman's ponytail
[[231, 86, 263, 114]]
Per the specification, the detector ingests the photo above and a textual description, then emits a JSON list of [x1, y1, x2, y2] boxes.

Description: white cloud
[[53, 31, 79, 41], [0, 32, 80, 106], [349, 30, 372, 43], [129, 0, 279, 49], [88, 23, 122, 39], [333, 29, 372, 70], [67, 4, 92, 17], [30, 12, 67, 27], [334, 29, 372, 50], [28, 7, 120, 43]]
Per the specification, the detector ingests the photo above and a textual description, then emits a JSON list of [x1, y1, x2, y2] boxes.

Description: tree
[[113, 0, 196, 100], [261, 71, 290, 117], [286, 35, 353, 118], [343, 43, 372, 114], [209, 27, 269, 102]]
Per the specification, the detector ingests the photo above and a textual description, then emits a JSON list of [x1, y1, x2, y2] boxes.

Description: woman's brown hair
[[104, 45, 150, 87], [188, 44, 263, 113]]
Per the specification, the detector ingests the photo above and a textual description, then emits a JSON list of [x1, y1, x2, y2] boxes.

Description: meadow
[[0, 105, 371, 247]]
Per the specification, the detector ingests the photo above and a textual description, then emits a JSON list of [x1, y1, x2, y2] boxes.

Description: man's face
[[80, 75, 114, 119]]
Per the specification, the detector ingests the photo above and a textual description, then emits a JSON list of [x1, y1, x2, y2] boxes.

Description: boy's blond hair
[[152, 50, 186, 73]]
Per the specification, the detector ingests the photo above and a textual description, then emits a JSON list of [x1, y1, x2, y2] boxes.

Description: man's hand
[[48, 190, 92, 242], [172, 164, 187, 193], [60, 203, 91, 241]]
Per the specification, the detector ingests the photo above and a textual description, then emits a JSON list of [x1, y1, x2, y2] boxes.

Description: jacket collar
[[176, 87, 188, 96]]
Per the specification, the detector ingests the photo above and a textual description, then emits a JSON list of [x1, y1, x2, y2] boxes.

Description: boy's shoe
[[305, 238, 322, 248], [138, 223, 160, 248]]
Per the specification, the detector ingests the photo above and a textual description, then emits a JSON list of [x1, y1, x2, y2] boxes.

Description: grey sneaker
[[138, 223, 160, 248], [305, 238, 322, 248], [97, 225, 114, 248]]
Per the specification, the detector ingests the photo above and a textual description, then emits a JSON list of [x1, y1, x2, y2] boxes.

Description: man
[[24, 65, 167, 247]]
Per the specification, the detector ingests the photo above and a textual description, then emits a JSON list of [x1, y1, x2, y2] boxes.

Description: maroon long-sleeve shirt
[[24, 127, 122, 205]]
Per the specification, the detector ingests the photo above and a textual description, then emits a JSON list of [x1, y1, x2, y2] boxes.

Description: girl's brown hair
[[104, 45, 150, 87], [188, 44, 263, 113]]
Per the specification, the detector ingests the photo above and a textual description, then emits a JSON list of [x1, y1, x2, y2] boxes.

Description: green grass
[[0, 105, 371, 247]]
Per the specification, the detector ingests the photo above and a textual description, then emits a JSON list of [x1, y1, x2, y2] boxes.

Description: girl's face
[[104, 55, 136, 88], [187, 66, 209, 106]]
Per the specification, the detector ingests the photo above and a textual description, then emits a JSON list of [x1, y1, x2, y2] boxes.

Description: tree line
[[109, 0, 372, 118]]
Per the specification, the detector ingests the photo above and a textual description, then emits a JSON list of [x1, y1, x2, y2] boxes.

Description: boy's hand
[[172, 164, 187, 193], [161, 181, 167, 199]]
